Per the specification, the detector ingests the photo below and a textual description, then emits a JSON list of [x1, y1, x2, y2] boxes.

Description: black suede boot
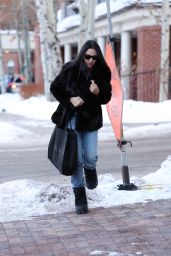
[[73, 187, 89, 214], [84, 168, 98, 189]]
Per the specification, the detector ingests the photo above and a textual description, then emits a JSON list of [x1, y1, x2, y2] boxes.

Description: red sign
[[105, 37, 123, 141]]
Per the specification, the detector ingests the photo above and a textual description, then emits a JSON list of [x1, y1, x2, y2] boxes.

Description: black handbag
[[48, 125, 78, 176]]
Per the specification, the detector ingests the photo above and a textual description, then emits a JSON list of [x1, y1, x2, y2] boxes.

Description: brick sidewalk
[[0, 199, 170, 256]]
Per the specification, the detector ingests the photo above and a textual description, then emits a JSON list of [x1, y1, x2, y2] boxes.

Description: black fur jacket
[[50, 62, 112, 131]]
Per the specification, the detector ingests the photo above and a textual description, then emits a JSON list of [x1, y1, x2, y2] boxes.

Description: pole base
[[117, 183, 138, 191]]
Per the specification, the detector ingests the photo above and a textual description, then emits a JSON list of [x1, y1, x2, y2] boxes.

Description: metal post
[[117, 140, 137, 190], [106, 0, 115, 54], [121, 149, 130, 185], [105, 0, 137, 191]]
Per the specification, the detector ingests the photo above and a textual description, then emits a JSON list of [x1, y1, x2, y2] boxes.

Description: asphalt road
[[1, 113, 171, 184]]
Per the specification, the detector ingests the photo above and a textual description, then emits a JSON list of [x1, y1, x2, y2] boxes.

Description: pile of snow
[[0, 156, 171, 222], [0, 94, 56, 121], [1, 94, 171, 124], [1, 94, 171, 145], [122, 100, 171, 123]]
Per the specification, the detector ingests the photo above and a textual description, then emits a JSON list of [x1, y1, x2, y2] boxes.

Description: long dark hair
[[61, 40, 111, 80]]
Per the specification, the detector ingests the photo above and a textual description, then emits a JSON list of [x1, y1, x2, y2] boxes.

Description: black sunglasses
[[84, 54, 98, 61]]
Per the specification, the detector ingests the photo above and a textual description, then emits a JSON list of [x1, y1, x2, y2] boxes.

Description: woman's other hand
[[70, 96, 84, 107], [90, 80, 99, 96]]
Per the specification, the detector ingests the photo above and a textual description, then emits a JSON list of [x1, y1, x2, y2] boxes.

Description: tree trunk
[[35, 0, 62, 100], [87, 0, 96, 40], [78, 0, 88, 50], [13, 0, 23, 75], [22, 0, 33, 83], [16, 22, 23, 75], [159, 0, 170, 101]]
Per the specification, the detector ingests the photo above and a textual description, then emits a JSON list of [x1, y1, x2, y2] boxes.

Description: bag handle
[[64, 105, 75, 130]]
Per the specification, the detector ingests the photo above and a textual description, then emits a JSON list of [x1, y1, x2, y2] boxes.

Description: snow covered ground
[[1, 93, 171, 145], [0, 93, 171, 222]]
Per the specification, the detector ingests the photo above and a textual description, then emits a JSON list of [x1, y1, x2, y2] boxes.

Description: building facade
[[56, 0, 171, 102], [1, 0, 171, 101]]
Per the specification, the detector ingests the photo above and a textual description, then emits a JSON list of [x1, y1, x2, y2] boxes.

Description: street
[[1, 113, 171, 185]]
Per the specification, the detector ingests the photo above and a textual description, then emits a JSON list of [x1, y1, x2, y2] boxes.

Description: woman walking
[[50, 40, 112, 214]]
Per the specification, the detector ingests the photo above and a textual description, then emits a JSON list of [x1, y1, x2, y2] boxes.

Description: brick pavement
[[0, 199, 171, 256]]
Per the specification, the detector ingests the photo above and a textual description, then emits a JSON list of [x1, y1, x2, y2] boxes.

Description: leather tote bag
[[48, 126, 77, 176]]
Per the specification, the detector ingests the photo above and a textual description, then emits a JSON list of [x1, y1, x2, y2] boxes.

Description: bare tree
[[78, 0, 88, 50], [0, 0, 37, 83], [78, 0, 96, 50], [159, 0, 170, 101], [35, 0, 62, 99], [87, 0, 96, 40]]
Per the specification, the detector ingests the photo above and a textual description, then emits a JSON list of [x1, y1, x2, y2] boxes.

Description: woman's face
[[84, 48, 97, 69]]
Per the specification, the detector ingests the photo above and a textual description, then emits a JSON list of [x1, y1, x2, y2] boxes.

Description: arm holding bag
[[48, 126, 77, 176]]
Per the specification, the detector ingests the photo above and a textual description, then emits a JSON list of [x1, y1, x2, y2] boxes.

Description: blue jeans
[[68, 115, 98, 188]]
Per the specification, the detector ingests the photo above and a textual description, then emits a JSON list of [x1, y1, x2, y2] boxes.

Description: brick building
[[56, 0, 171, 102], [0, 0, 38, 92]]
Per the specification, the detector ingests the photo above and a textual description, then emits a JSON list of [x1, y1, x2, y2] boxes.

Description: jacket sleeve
[[96, 80, 112, 105], [50, 68, 71, 107], [79, 79, 112, 106]]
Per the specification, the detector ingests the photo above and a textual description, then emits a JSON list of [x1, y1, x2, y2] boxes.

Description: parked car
[[6, 74, 23, 93]]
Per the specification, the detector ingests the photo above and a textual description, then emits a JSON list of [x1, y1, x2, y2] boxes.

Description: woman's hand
[[90, 80, 99, 96], [70, 96, 84, 107]]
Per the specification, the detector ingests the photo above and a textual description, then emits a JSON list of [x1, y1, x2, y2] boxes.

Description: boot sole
[[76, 206, 89, 214]]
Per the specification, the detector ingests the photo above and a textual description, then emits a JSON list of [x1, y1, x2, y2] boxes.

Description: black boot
[[84, 168, 98, 190], [73, 187, 88, 214]]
